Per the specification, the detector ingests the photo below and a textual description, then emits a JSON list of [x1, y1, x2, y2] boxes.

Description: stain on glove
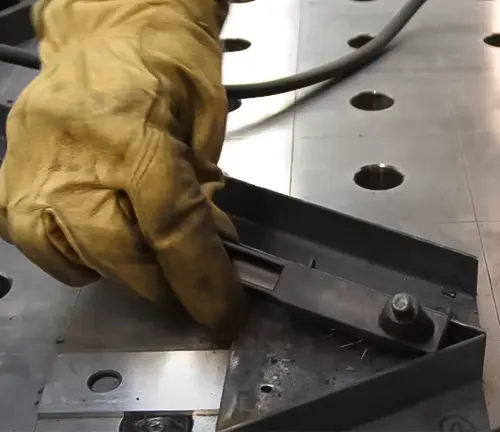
[[0, 0, 247, 338]]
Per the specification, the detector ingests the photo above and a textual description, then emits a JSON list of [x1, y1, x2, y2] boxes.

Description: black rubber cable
[[226, 0, 428, 99], [0, 0, 427, 99], [0, 43, 40, 70]]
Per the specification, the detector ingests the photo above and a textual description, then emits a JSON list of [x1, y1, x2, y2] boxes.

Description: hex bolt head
[[147, 420, 165, 432], [390, 293, 418, 321], [122, 416, 192, 432]]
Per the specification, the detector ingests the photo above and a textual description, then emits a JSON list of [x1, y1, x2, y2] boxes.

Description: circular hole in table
[[353, 164, 404, 191], [0, 274, 13, 300], [484, 33, 500, 47], [87, 370, 123, 393], [350, 91, 394, 111], [260, 384, 274, 394]]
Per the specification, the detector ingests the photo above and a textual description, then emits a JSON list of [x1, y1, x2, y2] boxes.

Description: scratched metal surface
[[1, 0, 500, 431]]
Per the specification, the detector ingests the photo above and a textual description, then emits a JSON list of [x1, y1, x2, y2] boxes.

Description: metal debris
[[339, 340, 362, 349], [361, 349, 368, 360]]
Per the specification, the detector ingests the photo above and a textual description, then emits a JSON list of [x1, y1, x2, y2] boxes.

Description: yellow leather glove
[[0, 0, 247, 338]]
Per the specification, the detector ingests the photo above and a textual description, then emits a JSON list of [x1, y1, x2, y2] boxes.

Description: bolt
[[147, 420, 165, 432], [390, 293, 418, 321]]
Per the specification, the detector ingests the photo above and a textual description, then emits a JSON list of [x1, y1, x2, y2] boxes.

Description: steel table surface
[[1, 0, 500, 431]]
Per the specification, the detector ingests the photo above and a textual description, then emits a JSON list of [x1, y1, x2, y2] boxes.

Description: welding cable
[[0, 43, 39, 69], [0, 0, 427, 99], [226, 0, 428, 99]]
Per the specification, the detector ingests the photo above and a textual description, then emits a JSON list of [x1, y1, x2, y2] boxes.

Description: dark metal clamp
[[224, 242, 452, 355]]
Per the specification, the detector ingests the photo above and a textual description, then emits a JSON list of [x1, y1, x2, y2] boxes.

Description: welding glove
[[0, 0, 248, 338]]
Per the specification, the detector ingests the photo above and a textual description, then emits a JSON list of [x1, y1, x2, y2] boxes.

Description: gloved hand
[[0, 0, 247, 338]]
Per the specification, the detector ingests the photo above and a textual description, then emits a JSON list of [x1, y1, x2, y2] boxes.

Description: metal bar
[[38, 351, 230, 418], [227, 241, 461, 355], [224, 241, 287, 292], [268, 264, 454, 354]]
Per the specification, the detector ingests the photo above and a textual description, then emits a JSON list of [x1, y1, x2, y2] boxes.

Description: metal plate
[[38, 351, 230, 417]]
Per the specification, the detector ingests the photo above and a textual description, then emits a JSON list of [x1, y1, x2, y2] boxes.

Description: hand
[[0, 0, 247, 338]]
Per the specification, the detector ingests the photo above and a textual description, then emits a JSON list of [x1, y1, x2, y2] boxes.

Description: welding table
[[0, 0, 499, 431]]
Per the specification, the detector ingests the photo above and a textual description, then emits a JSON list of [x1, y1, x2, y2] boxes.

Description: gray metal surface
[[33, 384, 491, 432], [39, 351, 229, 417], [1, 0, 500, 431], [350, 382, 491, 432]]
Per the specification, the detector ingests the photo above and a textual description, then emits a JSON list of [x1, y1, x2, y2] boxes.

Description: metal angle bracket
[[219, 240, 487, 431], [217, 329, 486, 432], [215, 179, 488, 432]]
